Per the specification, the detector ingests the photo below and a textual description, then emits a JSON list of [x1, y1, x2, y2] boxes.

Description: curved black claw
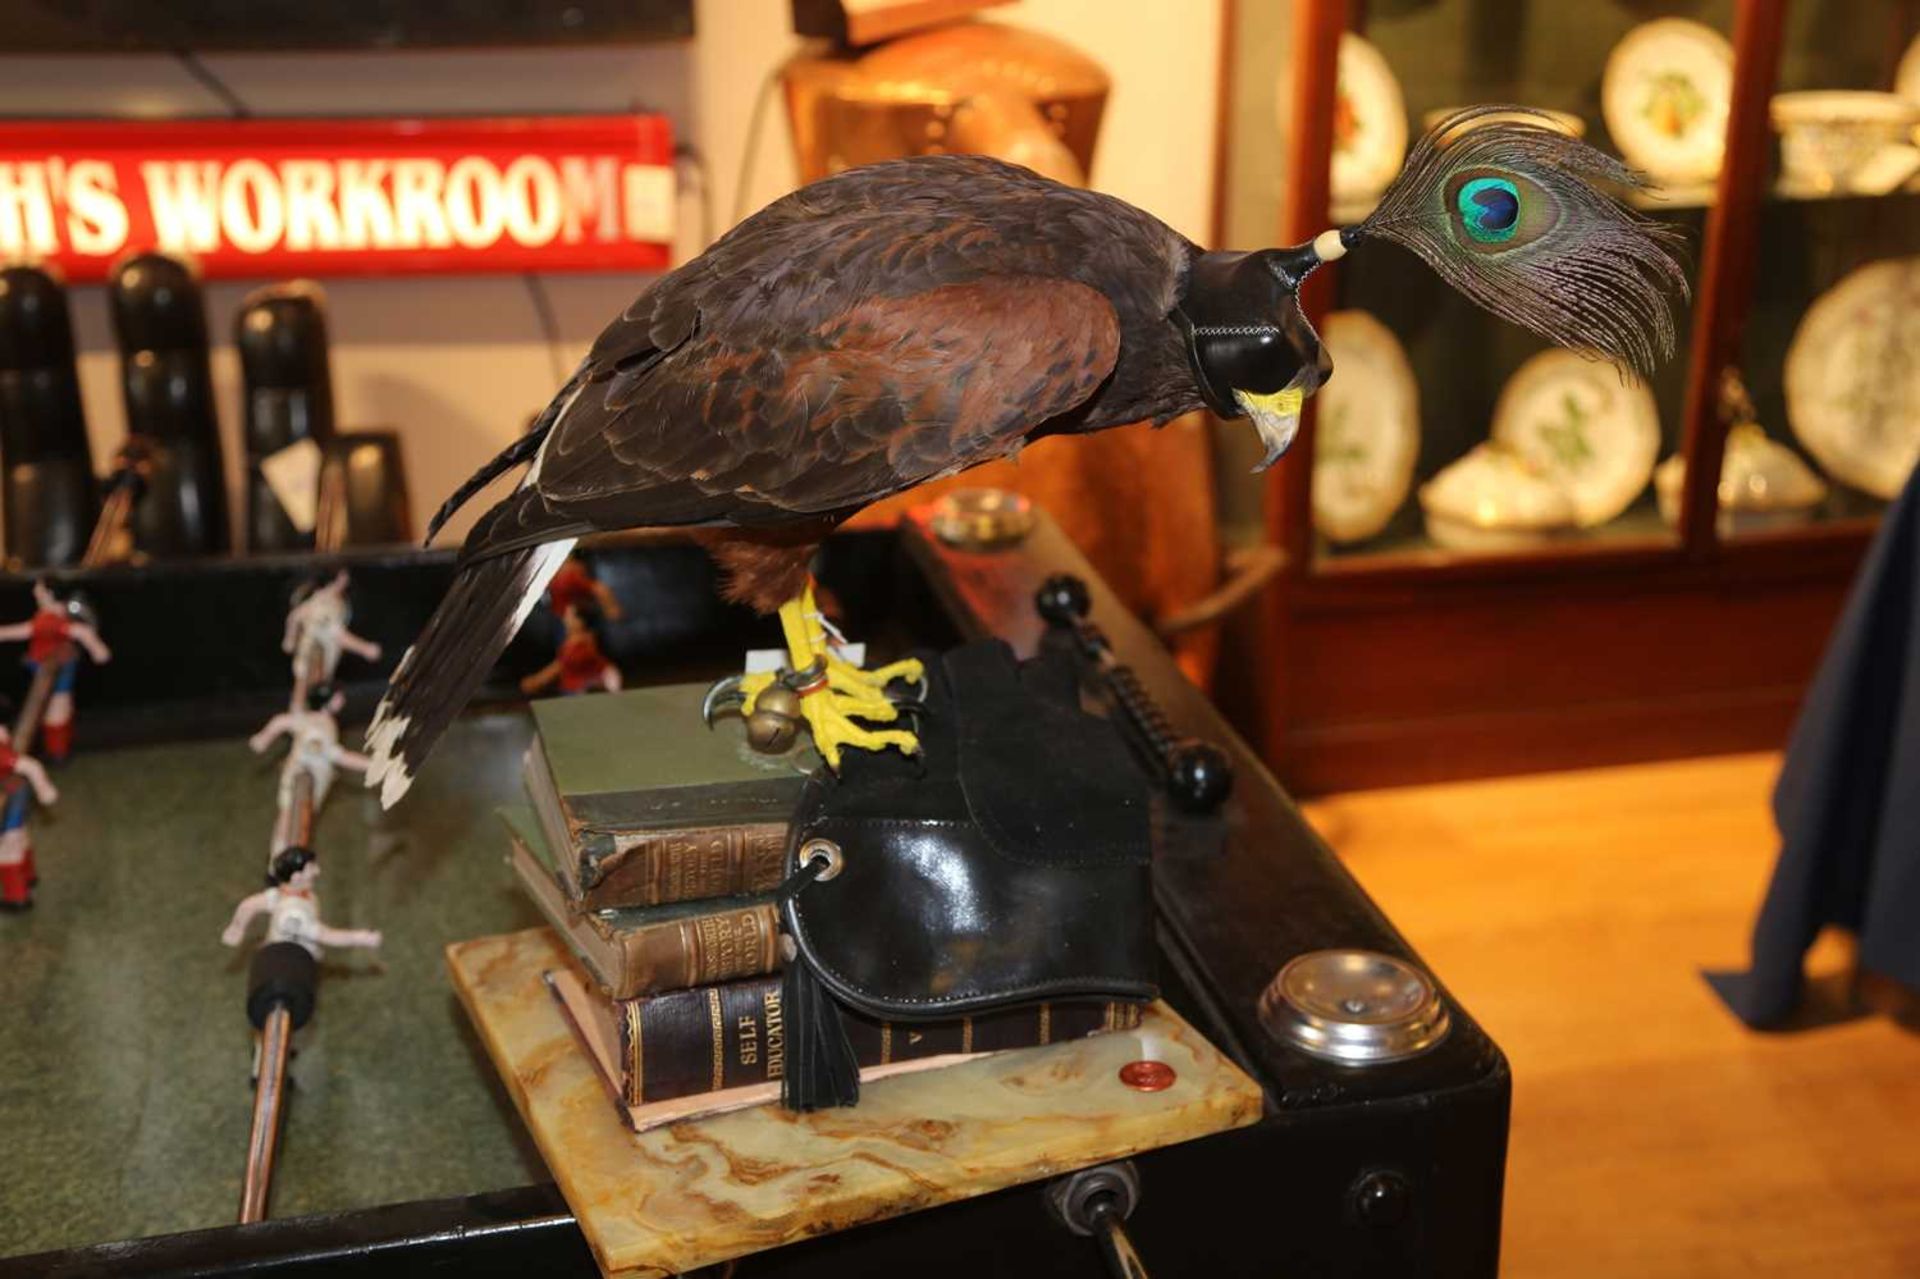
[[887, 672, 931, 707], [701, 673, 748, 728]]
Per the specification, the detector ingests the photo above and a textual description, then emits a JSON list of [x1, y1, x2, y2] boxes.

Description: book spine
[[620, 980, 1140, 1105], [581, 822, 789, 909], [523, 745, 582, 904], [612, 900, 783, 997]]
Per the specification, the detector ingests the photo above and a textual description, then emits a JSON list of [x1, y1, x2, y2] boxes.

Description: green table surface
[[0, 711, 549, 1257]]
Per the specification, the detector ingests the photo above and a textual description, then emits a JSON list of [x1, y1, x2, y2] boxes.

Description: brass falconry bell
[[746, 683, 804, 754]]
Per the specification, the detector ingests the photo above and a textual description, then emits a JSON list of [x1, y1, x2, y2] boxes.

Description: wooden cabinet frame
[[1234, 0, 1874, 793]]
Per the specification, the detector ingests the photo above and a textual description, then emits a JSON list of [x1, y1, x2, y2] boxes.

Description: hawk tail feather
[[423, 421, 555, 546], [364, 537, 575, 807]]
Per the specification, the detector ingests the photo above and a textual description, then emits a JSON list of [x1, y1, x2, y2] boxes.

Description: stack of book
[[506, 682, 1145, 1130]]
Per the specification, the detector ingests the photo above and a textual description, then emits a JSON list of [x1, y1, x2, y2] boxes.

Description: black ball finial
[[1034, 574, 1091, 628], [1167, 740, 1234, 814]]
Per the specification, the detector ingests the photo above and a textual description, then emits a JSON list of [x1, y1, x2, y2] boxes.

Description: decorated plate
[[1419, 443, 1578, 552], [1602, 18, 1733, 185], [1313, 311, 1419, 544], [1491, 350, 1660, 527], [1421, 105, 1586, 139], [1785, 257, 1920, 500], [1897, 32, 1920, 107], [1320, 32, 1406, 207]]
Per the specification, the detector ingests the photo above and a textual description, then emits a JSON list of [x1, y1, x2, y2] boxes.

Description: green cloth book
[[524, 683, 817, 910]]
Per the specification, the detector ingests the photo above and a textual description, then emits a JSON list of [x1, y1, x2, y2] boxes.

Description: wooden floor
[[1302, 753, 1920, 1279]]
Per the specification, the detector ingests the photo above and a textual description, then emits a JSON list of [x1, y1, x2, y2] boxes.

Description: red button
[[1119, 1060, 1175, 1092]]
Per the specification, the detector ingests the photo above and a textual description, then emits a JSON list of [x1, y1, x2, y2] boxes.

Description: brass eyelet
[[800, 838, 843, 882]]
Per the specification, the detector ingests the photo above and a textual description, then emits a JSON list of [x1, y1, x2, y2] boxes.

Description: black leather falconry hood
[[1175, 242, 1334, 420]]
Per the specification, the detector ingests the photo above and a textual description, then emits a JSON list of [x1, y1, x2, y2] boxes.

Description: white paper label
[[260, 437, 322, 533]]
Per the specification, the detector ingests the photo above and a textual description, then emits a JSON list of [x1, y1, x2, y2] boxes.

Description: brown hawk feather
[[452, 155, 1197, 565], [372, 154, 1206, 804]]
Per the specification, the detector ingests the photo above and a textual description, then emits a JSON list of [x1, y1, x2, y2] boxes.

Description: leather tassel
[[780, 952, 860, 1112]]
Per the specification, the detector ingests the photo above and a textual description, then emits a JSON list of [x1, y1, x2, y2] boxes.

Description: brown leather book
[[505, 808, 782, 1000], [546, 963, 1145, 1109], [522, 683, 813, 911]]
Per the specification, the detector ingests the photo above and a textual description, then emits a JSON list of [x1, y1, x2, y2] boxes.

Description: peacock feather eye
[[1443, 167, 1561, 254], [1456, 177, 1520, 243]]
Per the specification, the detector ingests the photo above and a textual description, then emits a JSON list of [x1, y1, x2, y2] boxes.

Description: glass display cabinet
[[1217, 0, 1918, 793]]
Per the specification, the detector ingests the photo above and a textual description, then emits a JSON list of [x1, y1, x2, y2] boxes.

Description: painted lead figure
[[0, 582, 112, 761], [221, 845, 380, 1222], [221, 846, 382, 958], [250, 683, 371, 861], [0, 724, 56, 909], [545, 552, 623, 621], [520, 601, 623, 698], [283, 570, 382, 701]]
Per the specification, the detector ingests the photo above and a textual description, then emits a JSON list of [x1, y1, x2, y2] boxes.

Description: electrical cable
[[522, 273, 569, 387], [674, 143, 716, 249], [172, 47, 250, 118], [731, 67, 784, 228]]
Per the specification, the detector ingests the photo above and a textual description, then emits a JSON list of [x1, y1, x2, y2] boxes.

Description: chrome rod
[[1090, 1202, 1150, 1279]]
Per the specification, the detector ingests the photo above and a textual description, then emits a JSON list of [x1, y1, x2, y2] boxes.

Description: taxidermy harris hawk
[[365, 106, 1686, 805]]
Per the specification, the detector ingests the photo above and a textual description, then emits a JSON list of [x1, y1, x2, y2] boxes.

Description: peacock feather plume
[[1344, 105, 1689, 379]]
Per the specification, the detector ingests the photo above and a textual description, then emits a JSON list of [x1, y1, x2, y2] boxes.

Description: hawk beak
[[1237, 382, 1309, 473]]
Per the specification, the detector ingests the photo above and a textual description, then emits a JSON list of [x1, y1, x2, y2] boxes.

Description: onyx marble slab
[[449, 926, 1263, 1278]]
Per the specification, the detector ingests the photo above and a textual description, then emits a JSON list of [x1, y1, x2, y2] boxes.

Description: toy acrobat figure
[[0, 581, 113, 761], [222, 845, 381, 1082], [0, 724, 58, 910], [283, 570, 381, 698], [520, 601, 622, 697], [222, 846, 382, 957], [250, 683, 371, 861], [545, 552, 622, 622]]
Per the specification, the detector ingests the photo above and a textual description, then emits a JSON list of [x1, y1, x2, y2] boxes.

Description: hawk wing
[[461, 203, 1123, 560]]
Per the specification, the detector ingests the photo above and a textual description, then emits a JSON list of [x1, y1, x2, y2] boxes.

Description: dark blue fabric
[[1706, 465, 1920, 1027]]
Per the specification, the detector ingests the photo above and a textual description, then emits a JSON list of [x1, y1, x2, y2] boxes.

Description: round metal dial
[[1260, 949, 1451, 1065]]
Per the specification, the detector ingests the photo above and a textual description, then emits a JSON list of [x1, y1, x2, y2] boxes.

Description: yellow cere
[[1240, 385, 1305, 418]]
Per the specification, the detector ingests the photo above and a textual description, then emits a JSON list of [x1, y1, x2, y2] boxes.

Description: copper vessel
[[783, 22, 1109, 186]]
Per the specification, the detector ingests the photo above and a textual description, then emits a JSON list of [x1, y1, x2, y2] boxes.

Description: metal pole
[[12, 660, 55, 748], [290, 769, 316, 849], [242, 768, 319, 1222], [81, 485, 134, 568], [289, 634, 328, 714], [238, 1004, 293, 1223]]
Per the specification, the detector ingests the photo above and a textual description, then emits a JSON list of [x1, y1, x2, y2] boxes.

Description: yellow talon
[[738, 582, 923, 768]]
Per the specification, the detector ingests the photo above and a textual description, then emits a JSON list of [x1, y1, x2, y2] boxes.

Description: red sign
[[0, 115, 675, 281]]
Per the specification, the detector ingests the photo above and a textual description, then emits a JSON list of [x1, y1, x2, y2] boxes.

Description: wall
[[0, 0, 1219, 550]]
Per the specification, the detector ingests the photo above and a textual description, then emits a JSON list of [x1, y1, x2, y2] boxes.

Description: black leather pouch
[[778, 639, 1156, 1110]]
